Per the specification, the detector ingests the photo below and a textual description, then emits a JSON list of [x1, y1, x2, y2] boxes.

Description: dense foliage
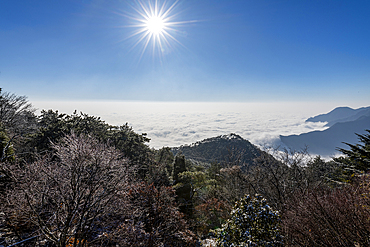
[[28, 110, 152, 169], [214, 194, 282, 247], [333, 130, 370, 181], [172, 134, 261, 167], [0, 133, 195, 247], [1, 89, 370, 246]]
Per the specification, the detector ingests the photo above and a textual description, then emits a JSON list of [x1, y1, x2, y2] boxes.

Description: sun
[[145, 15, 166, 35], [124, 0, 192, 58]]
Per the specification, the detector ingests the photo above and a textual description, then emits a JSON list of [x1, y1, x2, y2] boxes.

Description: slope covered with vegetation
[[172, 133, 262, 168], [1, 88, 370, 246]]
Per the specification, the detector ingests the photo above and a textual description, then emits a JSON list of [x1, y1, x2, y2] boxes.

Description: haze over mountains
[[306, 106, 370, 127], [281, 106, 370, 157]]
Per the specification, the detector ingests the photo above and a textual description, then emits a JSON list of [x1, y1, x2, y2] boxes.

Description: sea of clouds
[[33, 101, 335, 149]]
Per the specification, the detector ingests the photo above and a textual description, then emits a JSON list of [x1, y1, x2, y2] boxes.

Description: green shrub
[[215, 194, 282, 247]]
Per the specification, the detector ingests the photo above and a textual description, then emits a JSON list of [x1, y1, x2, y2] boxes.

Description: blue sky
[[1, 0, 370, 103]]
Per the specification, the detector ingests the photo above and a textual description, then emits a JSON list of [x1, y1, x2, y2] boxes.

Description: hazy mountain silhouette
[[172, 133, 262, 166], [306, 106, 370, 127], [281, 115, 370, 156]]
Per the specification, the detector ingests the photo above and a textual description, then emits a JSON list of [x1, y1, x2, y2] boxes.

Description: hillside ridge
[[306, 106, 370, 127], [282, 114, 370, 156], [172, 133, 261, 166]]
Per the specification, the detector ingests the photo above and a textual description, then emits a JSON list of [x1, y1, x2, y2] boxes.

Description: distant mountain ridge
[[306, 106, 370, 127], [172, 133, 262, 166], [282, 106, 370, 156]]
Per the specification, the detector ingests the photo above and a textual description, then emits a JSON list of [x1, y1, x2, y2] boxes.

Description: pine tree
[[334, 130, 370, 181], [338, 130, 370, 172]]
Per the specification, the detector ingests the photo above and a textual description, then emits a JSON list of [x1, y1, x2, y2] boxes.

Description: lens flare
[[123, 0, 194, 59]]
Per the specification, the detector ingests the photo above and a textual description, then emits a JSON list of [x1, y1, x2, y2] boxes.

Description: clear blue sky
[[1, 0, 370, 103]]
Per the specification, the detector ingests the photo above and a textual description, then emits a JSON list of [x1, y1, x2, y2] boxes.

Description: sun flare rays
[[124, 0, 192, 59]]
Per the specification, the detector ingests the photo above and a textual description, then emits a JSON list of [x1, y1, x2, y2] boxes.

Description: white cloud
[[32, 101, 331, 149]]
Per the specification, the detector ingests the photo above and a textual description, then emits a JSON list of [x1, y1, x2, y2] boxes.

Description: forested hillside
[[172, 133, 261, 167], [1, 89, 370, 246]]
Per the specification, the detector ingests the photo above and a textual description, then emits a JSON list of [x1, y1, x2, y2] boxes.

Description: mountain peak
[[219, 133, 243, 140], [282, 106, 370, 156], [306, 106, 370, 127], [172, 133, 262, 166], [204, 133, 244, 142]]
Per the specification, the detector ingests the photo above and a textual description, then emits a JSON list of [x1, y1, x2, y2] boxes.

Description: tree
[[247, 148, 313, 210], [173, 154, 194, 217], [155, 147, 174, 180], [0, 123, 15, 195], [0, 89, 37, 162], [219, 165, 250, 204], [27, 110, 153, 178], [0, 88, 36, 134], [334, 129, 370, 180], [109, 123, 152, 178], [0, 123, 14, 162], [282, 181, 370, 246], [1, 133, 133, 246], [214, 194, 283, 247], [106, 182, 196, 247]]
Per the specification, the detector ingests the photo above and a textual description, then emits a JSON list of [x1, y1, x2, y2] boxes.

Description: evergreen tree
[[338, 129, 370, 171], [155, 147, 174, 179], [334, 129, 370, 181], [215, 194, 283, 247], [173, 154, 193, 217]]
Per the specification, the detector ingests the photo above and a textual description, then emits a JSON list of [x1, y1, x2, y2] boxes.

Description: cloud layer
[[33, 101, 332, 149]]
